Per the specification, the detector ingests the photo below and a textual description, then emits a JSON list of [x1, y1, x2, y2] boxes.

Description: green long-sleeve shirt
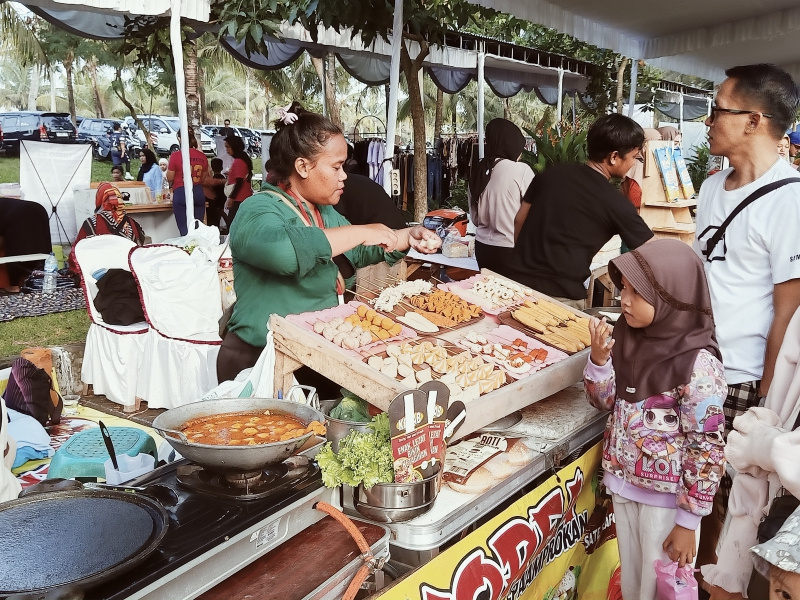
[[227, 184, 404, 348]]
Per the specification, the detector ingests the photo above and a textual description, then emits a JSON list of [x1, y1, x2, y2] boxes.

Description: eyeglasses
[[708, 104, 773, 123]]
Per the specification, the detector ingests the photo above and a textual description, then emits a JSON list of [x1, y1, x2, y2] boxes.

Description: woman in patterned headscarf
[[67, 183, 146, 276]]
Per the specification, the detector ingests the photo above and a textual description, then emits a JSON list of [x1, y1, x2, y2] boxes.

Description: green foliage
[[316, 412, 394, 489], [521, 125, 588, 174], [686, 143, 712, 191], [446, 180, 469, 212]]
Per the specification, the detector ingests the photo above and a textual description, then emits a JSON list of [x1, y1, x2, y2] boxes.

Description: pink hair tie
[[276, 105, 298, 126]]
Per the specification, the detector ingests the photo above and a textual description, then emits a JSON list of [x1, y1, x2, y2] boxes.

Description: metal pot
[[319, 400, 372, 453], [152, 390, 325, 474], [354, 467, 441, 523]]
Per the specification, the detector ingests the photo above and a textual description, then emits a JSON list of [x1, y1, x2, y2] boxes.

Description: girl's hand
[[663, 525, 696, 567], [408, 226, 441, 254], [361, 223, 399, 252], [589, 317, 614, 366]]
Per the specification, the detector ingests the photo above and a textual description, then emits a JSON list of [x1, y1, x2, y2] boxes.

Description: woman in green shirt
[[217, 103, 441, 383]]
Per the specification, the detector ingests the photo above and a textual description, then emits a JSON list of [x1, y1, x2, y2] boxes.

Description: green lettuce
[[316, 413, 394, 489]]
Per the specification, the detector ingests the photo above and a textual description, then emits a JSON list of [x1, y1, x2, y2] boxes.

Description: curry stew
[[181, 410, 326, 446]]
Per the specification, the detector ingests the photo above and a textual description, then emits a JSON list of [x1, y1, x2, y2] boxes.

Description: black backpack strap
[[701, 178, 800, 262]]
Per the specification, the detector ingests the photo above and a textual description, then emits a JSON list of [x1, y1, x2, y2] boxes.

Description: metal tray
[[305, 517, 390, 600], [341, 411, 607, 554]]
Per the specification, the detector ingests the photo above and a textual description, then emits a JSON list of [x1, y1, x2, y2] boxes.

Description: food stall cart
[[268, 268, 611, 591]]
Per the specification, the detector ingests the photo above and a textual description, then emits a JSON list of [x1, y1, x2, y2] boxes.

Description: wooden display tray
[[496, 311, 579, 355], [271, 270, 591, 441]]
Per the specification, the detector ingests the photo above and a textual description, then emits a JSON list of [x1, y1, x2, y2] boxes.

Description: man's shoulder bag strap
[[700, 177, 800, 262]]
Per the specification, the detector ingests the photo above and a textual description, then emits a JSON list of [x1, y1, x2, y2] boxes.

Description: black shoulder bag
[[757, 408, 800, 543], [699, 178, 800, 262]]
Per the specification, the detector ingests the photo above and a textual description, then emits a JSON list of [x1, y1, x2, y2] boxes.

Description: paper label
[[443, 438, 504, 484], [254, 519, 280, 549]]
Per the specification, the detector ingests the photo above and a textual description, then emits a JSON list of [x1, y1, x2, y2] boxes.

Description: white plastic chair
[[74, 236, 148, 408], [129, 244, 222, 409]]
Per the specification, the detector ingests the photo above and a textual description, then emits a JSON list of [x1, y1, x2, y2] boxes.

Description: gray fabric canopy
[[469, 0, 800, 83]]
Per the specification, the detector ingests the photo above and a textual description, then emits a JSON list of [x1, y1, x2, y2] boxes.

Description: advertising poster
[[382, 442, 621, 600]]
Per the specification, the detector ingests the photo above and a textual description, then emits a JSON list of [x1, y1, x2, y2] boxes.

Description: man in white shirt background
[[694, 63, 800, 600]]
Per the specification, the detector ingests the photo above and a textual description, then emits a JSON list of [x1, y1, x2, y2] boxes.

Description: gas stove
[[86, 456, 335, 600]]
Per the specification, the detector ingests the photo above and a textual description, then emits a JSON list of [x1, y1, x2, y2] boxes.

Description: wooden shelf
[[652, 223, 695, 234], [644, 198, 696, 208]]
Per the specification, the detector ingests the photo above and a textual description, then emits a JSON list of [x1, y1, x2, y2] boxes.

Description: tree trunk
[[310, 55, 327, 116], [27, 64, 39, 111], [198, 65, 207, 124], [64, 58, 76, 126], [615, 57, 630, 114], [184, 41, 201, 130], [400, 39, 430, 223], [504, 98, 511, 120], [433, 87, 443, 143], [113, 67, 154, 152], [88, 58, 104, 117], [324, 53, 341, 129]]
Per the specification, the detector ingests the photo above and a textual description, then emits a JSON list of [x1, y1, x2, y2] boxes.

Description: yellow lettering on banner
[[379, 442, 621, 600]]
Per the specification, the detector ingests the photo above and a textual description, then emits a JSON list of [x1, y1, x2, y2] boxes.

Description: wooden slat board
[[198, 517, 387, 600], [272, 269, 589, 441]]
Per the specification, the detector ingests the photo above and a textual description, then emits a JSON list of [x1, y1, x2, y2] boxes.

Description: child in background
[[584, 238, 727, 600], [203, 158, 228, 232], [750, 505, 800, 600]]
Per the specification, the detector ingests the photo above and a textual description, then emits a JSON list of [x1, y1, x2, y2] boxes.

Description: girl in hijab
[[468, 118, 533, 276], [137, 147, 164, 197], [67, 183, 146, 276], [584, 238, 727, 600]]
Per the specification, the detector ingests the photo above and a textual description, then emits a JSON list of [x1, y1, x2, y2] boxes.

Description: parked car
[[0, 111, 77, 154], [204, 124, 261, 158], [162, 117, 214, 156], [130, 115, 213, 157]]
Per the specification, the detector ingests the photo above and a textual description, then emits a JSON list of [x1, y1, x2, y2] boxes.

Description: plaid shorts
[[717, 380, 765, 513], [723, 380, 764, 436]]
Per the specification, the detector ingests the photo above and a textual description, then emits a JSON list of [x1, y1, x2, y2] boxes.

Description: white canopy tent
[[468, 0, 800, 84], [20, 0, 211, 232]]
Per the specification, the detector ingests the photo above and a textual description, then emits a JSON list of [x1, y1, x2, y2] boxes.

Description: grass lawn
[[0, 310, 91, 357], [0, 154, 143, 183]]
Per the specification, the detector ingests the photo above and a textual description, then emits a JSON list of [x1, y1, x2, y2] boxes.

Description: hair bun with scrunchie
[[275, 101, 306, 129]]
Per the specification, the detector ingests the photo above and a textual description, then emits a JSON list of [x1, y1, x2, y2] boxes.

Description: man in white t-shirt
[[695, 64, 800, 600], [694, 64, 800, 431]]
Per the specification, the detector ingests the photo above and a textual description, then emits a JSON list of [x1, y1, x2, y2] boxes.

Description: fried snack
[[414, 310, 457, 328], [407, 290, 482, 324], [511, 309, 547, 333]]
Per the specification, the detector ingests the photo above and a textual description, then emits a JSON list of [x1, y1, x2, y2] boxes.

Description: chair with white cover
[[129, 244, 222, 409], [74, 236, 148, 409]]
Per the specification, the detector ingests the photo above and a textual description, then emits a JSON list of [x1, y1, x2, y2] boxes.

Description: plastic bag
[[198, 332, 304, 403], [163, 219, 222, 261], [441, 232, 474, 259], [654, 560, 698, 600]]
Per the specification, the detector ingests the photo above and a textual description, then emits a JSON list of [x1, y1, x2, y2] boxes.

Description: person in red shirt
[[223, 135, 253, 225], [167, 126, 210, 235]]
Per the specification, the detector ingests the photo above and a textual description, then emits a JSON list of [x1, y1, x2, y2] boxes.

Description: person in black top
[[218, 119, 234, 138], [109, 123, 132, 180], [508, 114, 653, 308], [334, 172, 407, 229]]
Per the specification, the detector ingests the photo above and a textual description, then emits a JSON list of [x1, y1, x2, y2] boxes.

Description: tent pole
[[627, 58, 638, 118], [477, 45, 485, 159], [170, 0, 194, 232], [556, 66, 564, 132], [383, 0, 403, 196], [679, 94, 684, 131]]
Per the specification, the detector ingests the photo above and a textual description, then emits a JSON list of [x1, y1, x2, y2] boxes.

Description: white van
[[131, 115, 213, 156]]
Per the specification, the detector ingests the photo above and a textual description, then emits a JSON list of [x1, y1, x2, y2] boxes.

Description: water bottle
[[43, 252, 58, 294]]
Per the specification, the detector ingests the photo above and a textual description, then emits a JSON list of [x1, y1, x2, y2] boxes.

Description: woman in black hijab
[[468, 118, 533, 276], [136, 147, 163, 197]]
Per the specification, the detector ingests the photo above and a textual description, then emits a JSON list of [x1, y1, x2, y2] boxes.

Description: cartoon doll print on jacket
[[585, 348, 728, 519]]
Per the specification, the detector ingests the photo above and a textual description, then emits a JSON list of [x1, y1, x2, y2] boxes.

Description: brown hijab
[[608, 239, 721, 402]]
